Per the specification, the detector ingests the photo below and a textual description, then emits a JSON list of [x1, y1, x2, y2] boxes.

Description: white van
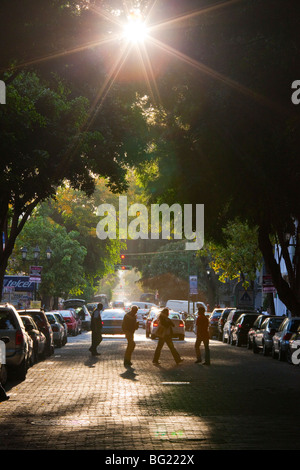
[[165, 300, 207, 315]]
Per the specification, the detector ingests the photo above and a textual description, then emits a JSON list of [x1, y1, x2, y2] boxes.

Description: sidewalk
[[0, 331, 299, 450]]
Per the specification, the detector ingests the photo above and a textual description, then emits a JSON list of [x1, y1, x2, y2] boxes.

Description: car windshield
[[0, 310, 17, 330], [46, 314, 56, 322], [290, 320, 300, 332], [102, 310, 125, 319], [268, 318, 284, 328], [169, 314, 180, 319]]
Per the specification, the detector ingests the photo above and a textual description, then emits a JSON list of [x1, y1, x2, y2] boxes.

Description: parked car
[[1, 303, 32, 380], [136, 308, 149, 328], [68, 308, 82, 334], [145, 307, 161, 338], [272, 317, 300, 361], [20, 314, 47, 362], [217, 308, 234, 340], [52, 312, 68, 345], [247, 314, 272, 349], [209, 308, 224, 338], [63, 299, 91, 330], [287, 325, 300, 365], [46, 312, 65, 348], [150, 310, 185, 340], [101, 309, 126, 334], [0, 336, 9, 385], [18, 308, 54, 357], [57, 310, 78, 336], [252, 316, 285, 355], [184, 314, 195, 332], [230, 313, 260, 346], [222, 309, 257, 344]]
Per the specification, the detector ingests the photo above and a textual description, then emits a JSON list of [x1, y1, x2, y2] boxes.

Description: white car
[[150, 310, 185, 341]]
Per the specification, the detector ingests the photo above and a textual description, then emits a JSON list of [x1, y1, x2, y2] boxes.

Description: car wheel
[[0, 364, 8, 386], [15, 357, 27, 381], [271, 345, 277, 358], [151, 334, 156, 340], [222, 332, 227, 343], [253, 340, 259, 354], [178, 334, 185, 341], [278, 346, 286, 361], [262, 343, 268, 356]]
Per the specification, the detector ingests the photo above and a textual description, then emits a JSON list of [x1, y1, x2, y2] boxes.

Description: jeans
[[124, 333, 136, 364], [195, 337, 210, 364], [90, 329, 102, 353], [153, 336, 181, 363]]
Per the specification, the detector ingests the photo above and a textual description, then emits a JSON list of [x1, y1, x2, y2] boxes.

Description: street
[[0, 328, 299, 452]]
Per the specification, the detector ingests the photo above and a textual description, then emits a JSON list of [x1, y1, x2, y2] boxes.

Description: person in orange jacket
[[195, 305, 210, 365]]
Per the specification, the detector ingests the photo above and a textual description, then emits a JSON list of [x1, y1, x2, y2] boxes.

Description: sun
[[122, 9, 148, 43]]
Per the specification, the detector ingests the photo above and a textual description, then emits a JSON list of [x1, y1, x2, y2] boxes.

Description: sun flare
[[123, 9, 148, 43]]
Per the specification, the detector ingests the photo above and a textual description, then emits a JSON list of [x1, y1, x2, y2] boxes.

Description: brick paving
[[0, 330, 299, 451]]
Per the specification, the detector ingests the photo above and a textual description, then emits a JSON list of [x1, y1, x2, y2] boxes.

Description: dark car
[[18, 309, 54, 357], [209, 309, 224, 339], [247, 314, 272, 349], [272, 317, 300, 361], [101, 309, 126, 335], [217, 308, 235, 340], [252, 316, 285, 355], [230, 313, 260, 346], [20, 314, 47, 362], [223, 309, 257, 344], [287, 325, 300, 365]]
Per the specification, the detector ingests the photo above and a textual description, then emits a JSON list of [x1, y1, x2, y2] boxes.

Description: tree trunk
[[258, 225, 300, 316]]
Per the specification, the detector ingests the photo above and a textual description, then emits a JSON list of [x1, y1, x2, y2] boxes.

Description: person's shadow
[[84, 355, 100, 368], [120, 367, 139, 382]]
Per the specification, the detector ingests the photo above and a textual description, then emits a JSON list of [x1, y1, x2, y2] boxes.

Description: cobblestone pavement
[[0, 329, 299, 451]]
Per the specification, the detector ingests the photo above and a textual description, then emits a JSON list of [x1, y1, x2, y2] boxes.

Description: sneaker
[[152, 360, 161, 365], [176, 358, 184, 364]]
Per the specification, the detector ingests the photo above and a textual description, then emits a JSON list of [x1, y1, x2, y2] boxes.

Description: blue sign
[[3, 276, 35, 292]]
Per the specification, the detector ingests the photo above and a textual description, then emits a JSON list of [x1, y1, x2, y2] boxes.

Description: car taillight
[[15, 330, 24, 346], [179, 321, 184, 327], [283, 333, 293, 341], [153, 321, 158, 327]]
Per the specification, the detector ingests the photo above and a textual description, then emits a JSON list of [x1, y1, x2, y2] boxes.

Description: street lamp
[[34, 244, 40, 260]]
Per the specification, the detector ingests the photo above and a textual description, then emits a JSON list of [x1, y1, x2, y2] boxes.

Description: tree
[[134, 0, 300, 315], [9, 216, 87, 305]]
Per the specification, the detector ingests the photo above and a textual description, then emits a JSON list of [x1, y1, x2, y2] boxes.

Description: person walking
[[89, 303, 103, 356], [122, 305, 139, 367], [195, 305, 210, 365], [152, 308, 183, 365]]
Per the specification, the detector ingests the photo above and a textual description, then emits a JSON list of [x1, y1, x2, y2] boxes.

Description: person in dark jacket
[[122, 305, 139, 367], [152, 308, 183, 365], [89, 303, 103, 356], [195, 305, 210, 365]]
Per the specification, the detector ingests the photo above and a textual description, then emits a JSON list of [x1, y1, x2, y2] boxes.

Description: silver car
[[252, 316, 284, 355], [272, 317, 300, 361], [0, 303, 31, 381], [150, 311, 185, 340], [46, 312, 65, 348]]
